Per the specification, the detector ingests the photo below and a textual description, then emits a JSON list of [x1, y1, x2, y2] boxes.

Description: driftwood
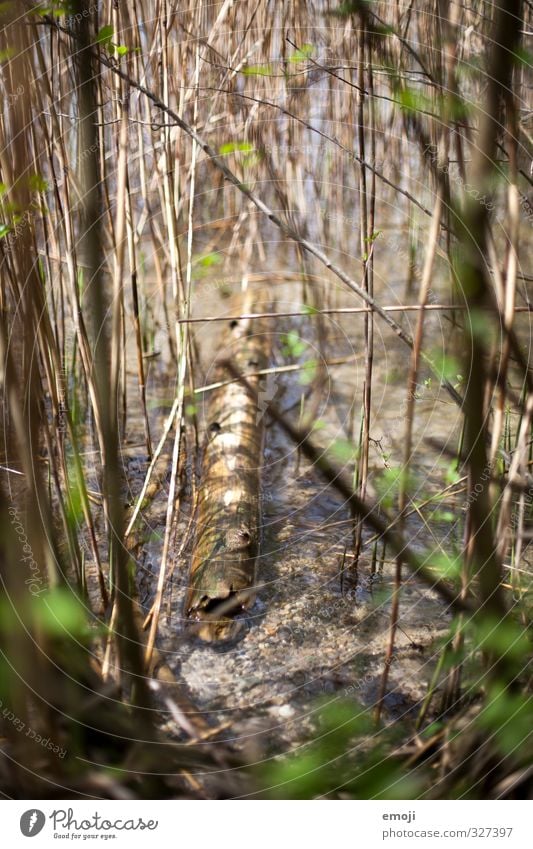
[[184, 294, 270, 641]]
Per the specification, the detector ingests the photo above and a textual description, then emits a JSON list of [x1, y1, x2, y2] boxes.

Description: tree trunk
[[185, 293, 270, 641]]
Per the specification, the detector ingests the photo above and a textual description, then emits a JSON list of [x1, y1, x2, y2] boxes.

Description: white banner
[[2, 800, 530, 848]]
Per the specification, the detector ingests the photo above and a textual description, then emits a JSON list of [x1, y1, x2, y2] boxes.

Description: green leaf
[[445, 92, 470, 121], [474, 615, 531, 664], [298, 358, 318, 385], [262, 698, 422, 799], [288, 43, 315, 63], [281, 330, 307, 358], [34, 587, 89, 638], [398, 87, 431, 114], [241, 64, 274, 76], [32, 2, 75, 17], [319, 699, 374, 738], [480, 683, 533, 755], [0, 223, 11, 239], [96, 25, 114, 47], [439, 643, 467, 671], [444, 460, 460, 485], [422, 720, 444, 738], [429, 551, 462, 581], [429, 347, 462, 383], [330, 437, 358, 463], [197, 252, 222, 268], [65, 457, 84, 529], [374, 466, 412, 511], [467, 308, 494, 342], [431, 509, 456, 523], [263, 752, 323, 799], [28, 172, 48, 193]]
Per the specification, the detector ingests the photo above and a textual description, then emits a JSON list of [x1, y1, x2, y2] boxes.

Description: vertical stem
[[454, 1, 522, 637], [72, 1, 151, 709]]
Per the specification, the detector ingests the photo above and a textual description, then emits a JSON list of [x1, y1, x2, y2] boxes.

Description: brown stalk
[[71, 1, 151, 709], [452, 1, 523, 640]]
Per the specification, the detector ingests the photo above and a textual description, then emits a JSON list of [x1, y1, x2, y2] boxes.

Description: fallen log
[[221, 359, 472, 613], [184, 293, 270, 642]]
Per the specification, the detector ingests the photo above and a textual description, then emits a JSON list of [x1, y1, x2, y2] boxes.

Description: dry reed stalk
[[352, 22, 377, 577], [144, 8, 202, 666], [452, 1, 523, 660], [376, 186, 444, 721], [70, 0, 151, 709]]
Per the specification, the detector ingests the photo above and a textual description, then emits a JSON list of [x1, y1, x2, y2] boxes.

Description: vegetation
[[0, 0, 532, 799]]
